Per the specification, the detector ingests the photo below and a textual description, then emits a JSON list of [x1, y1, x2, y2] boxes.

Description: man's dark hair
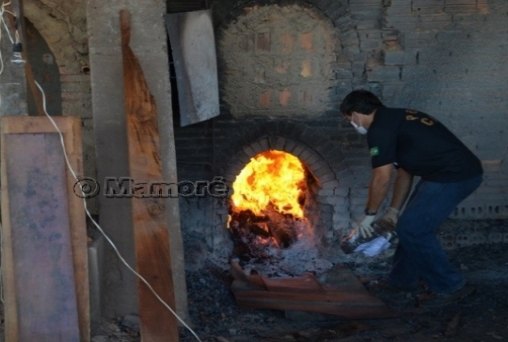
[[340, 89, 385, 115]]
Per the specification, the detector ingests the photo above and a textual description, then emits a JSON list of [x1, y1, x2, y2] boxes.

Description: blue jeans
[[389, 175, 482, 294]]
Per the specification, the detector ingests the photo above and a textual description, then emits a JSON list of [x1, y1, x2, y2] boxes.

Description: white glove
[[357, 215, 376, 238], [384, 207, 400, 225], [373, 207, 400, 232]]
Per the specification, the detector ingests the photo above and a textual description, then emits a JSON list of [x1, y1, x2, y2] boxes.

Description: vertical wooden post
[[120, 9, 179, 341]]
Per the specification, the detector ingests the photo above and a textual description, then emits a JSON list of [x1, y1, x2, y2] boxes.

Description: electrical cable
[[0, 0, 23, 107], [0, 1, 14, 75], [33, 80, 202, 342], [0, 1, 14, 45]]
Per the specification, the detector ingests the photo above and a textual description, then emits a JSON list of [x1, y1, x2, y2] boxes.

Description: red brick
[[256, 32, 271, 52], [279, 89, 291, 106], [274, 61, 289, 74], [300, 32, 313, 51], [300, 60, 312, 78], [280, 32, 295, 54], [259, 90, 271, 108]]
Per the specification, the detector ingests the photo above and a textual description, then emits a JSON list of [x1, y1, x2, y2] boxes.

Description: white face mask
[[351, 120, 368, 135]]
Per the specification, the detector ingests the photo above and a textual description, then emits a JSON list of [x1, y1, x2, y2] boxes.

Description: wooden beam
[[120, 9, 179, 341]]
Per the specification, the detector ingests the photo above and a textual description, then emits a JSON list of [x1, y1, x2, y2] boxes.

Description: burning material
[[228, 150, 322, 275], [229, 208, 297, 249], [230, 150, 306, 218]]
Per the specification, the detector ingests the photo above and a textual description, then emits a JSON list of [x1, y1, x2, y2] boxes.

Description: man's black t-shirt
[[367, 107, 483, 182]]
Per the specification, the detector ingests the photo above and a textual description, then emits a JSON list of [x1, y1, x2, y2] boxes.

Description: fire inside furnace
[[228, 150, 316, 268]]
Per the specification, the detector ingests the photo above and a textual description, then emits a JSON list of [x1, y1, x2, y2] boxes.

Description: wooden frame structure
[[0, 116, 89, 341]]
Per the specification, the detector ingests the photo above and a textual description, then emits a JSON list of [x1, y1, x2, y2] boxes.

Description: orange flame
[[231, 150, 306, 218]]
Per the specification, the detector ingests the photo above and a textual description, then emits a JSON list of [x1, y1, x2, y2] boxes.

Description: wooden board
[[165, 9, 220, 126], [0, 116, 89, 341], [120, 10, 179, 341], [232, 282, 397, 319], [231, 262, 397, 319]]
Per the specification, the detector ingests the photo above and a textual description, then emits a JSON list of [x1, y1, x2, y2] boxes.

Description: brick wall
[[172, 0, 508, 262]]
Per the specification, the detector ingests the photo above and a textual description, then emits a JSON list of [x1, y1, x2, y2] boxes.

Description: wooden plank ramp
[[231, 260, 397, 319], [120, 9, 179, 342], [0, 116, 89, 342]]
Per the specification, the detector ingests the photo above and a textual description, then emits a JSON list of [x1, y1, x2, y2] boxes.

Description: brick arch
[[24, 1, 88, 74], [213, 0, 358, 118], [224, 136, 337, 186], [212, 0, 352, 33], [222, 135, 349, 244], [217, 3, 341, 117]]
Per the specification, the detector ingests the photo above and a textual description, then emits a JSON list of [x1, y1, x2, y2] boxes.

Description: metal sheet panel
[[166, 9, 220, 126]]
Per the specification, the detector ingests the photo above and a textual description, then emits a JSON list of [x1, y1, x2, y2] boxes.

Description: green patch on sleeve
[[370, 146, 380, 157]]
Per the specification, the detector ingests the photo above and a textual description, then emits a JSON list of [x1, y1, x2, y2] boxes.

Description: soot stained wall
[[174, 0, 508, 265]]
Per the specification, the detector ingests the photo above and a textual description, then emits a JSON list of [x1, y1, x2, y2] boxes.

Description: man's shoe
[[416, 284, 476, 308], [365, 278, 418, 308]]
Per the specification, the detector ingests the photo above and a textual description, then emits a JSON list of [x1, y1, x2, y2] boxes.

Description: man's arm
[[390, 167, 413, 210], [366, 164, 393, 214]]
